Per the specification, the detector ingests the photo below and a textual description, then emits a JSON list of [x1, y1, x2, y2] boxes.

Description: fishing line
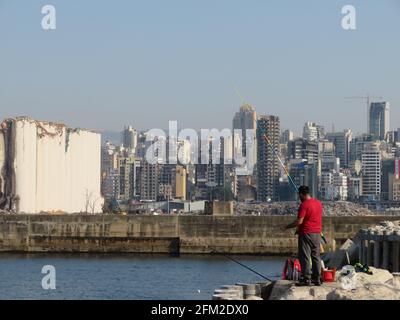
[[211, 250, 273, 282]]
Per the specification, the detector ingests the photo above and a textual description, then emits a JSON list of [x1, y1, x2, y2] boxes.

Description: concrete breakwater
[[358, 221, 400, 272], [213, 267, 400, 300], [1, 214, 400, 254]]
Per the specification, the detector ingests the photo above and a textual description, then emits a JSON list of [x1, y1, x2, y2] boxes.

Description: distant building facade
[[361, 142, 381, 200], [257, 115, 280, 202], [122, 126, 138, 154], [232, 104, 257, 171], [369, 102, 390, 141], [326, 130, 352, 168]]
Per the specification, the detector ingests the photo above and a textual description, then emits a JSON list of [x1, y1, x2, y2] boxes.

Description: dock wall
[[1, 214, 399, 254]]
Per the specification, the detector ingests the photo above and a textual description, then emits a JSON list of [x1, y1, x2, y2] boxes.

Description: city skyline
[[2, 1, 400, 304], [1, 0, 399, 134]]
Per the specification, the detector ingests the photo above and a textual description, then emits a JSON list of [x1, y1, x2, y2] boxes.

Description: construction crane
[[344, 94, 384, 133]]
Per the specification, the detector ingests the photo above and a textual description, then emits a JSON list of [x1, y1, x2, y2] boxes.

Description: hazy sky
[[1, 0, 399, 135]]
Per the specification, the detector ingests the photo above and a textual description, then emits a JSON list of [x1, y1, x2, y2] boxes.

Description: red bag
[[282, 257, 302, 281]]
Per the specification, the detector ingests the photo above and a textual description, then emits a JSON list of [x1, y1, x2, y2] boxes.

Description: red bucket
[[322, 268, 336, 282]]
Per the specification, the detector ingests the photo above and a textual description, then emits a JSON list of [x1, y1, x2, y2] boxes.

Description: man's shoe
[[312, 280, 321, 286], [295, 279, 312, 287]]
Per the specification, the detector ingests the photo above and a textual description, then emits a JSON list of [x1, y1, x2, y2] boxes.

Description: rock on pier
[[213, 267, 400, 300]]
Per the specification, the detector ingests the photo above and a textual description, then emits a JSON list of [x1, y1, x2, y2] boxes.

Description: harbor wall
[[0, 214, 399, 254]]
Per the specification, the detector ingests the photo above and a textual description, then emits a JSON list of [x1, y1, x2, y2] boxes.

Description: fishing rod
[[256, 120, 327, 243], [212, 250, 273, 282], [257, 123, 328, 244]]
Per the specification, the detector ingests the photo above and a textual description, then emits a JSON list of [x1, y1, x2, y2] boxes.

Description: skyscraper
[[326, 130, 352, 168], [256, 115, 280, 202], [175, 166, 187, 200], [118, 155, 141, 201], [382, 159, 395, 201], [349, 134, 373, 163], [303, 122, 325, 142], [361, 142, 381, 199], [232, 104, 257, 170], [287, 138, 319, 164], [289, 161, 318, 199], [368, 102, 390, 141], [139, 161, 160, 201], [122, 126, 138, 153], [281, 129, 294, 144]]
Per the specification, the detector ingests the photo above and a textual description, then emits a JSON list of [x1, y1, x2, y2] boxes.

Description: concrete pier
[[0, 214, 399, 254], [373, 239, 380, 268], [392, 240, 399, 272], [358, 223, 400, 272]]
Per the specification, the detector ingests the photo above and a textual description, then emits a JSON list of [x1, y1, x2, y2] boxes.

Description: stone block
[[245, 296, 263, 300]]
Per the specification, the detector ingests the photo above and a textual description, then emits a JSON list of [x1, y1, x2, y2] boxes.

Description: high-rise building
[[326, 130, 352, 168], [382, 159, 395, 201], [321, 156, 340, 173], [349, 134, 373, 163], [368, 102, 390, 141], [320, 172, 333, 200], [224, 166, 238, 200], [289, 160, 318, 199], [158, 164, 176, 200], [389, 158, 400, 201], [256, 115, 280, 202], [318, 140, 335, 157], [232, 104, 257, 171], [175, 166, 187, 200], [177, 139, 192, 165], [348, 177, 362, 200], [303, 122, 318, 142], [287, 138, 319, 164], [320, 171, 347, 201], [333, 172, 348, 200], [101, 142, 120, 199], [118, 155, 141, 201], [316, 125, 325, 140], [389, 178, 400, 201], [386, 131, 398, 143], [303, 122, 325, 142], [281, 129, 294, 144], [194, 137, 225, 200], [135, 132, 147, 159], [102, 169, 120, 200], [122, 126, 138, 153], [361, 142, 381, 199], [139, 161, 160, 201]]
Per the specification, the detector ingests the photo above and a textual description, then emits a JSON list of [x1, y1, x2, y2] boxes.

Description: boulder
[[354, 267, 393, 286], [323, 239, 359, 269], [392, 273, 400, 288], [269, 280, 338, 300], [327, 283, 400, 300], [213, 289, 243, 299], [245, 296, 263, 300], [267, 268, 399, 300], [236, 283, 261, 297]]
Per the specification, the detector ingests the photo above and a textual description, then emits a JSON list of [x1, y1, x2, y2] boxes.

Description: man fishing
[[284, 185, 323, 286]]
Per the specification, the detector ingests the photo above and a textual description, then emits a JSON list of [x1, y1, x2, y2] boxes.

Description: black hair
[[298, 185, 310, 195]]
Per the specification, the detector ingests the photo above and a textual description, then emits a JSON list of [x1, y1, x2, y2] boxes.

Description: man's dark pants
[[298, 233, 321, 281]]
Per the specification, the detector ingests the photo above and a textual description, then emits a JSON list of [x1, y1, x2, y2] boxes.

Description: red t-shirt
[[297, 198, 323, 235]]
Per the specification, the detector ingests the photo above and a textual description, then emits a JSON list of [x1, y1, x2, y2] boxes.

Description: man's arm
[[284, 217, 304, 230]]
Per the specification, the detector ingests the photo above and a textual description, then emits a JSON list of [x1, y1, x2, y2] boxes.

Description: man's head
[[298, 185, 311, 202]]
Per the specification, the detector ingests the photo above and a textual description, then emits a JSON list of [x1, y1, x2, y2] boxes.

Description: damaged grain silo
[[0, 117, 103, 214]]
